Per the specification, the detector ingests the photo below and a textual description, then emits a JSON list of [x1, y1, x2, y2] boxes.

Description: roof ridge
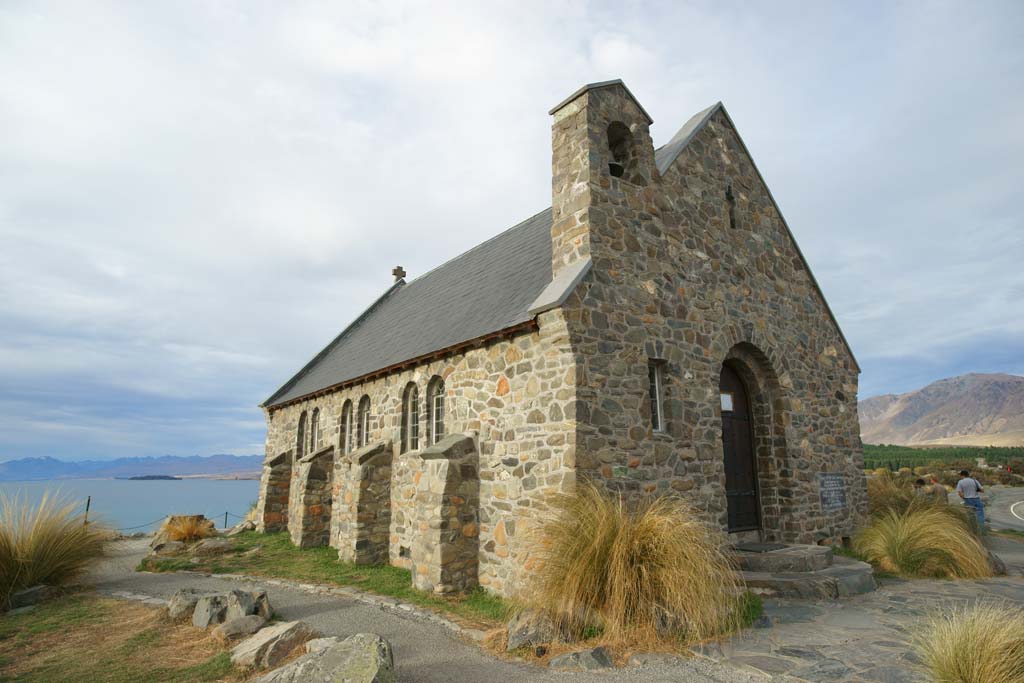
[[405, 206, 552, 286]]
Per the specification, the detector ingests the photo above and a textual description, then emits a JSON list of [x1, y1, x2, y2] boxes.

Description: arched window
[[426, 377, 445, 445], [401, 383, 420, 453], [340, 400, 353, 454], [310, 407, 320, 452], [356, 395, 371, 448], [606, 121, 634, 179], [296, 410, 307, 458]]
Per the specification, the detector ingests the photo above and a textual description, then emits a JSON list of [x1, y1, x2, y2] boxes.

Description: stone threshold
[[134, 569, 489, 642]]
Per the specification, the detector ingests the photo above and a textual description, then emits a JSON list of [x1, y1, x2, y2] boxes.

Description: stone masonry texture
[[255, 80, 867, 599]]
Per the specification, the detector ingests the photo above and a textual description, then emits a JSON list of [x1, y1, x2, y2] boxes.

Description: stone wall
[[258, 311, 577, 597], [332, 440, 393, 565], [408, 433, 480, 593], [287, 444, 334, 548], [550, 83, 866, 543]]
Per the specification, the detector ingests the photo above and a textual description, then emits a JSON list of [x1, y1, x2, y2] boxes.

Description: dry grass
[[0, 592, 241, 682], [914, 603, 1024, 683], [160, 515, 216, 543], [854, 504, 992, 578], [528, 483, 743, 646], [0, 493, 107, 608], [866, 471, 917, 517]]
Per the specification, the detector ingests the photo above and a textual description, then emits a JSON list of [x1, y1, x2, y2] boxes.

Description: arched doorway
[[720, 364, 760, 533]]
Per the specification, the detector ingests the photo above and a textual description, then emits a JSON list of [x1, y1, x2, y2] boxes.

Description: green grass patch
[[737, 591, 763, 628], [994, 528, 1024, 541], [137, 530, 511, 625]]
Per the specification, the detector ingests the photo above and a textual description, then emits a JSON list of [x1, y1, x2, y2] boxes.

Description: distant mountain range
[[0, 454, 262, 482], [859, 373, 1024, 447]]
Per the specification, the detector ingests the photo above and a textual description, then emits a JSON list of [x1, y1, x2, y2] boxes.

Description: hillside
[[859, 373, 1024, 446], [0, 454, 261, 481]]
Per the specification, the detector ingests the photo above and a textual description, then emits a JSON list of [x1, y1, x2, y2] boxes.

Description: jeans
[[964, 497, 985, 527]]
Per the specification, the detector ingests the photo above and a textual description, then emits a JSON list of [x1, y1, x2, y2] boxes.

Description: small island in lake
[[122, 474, 181, 481]]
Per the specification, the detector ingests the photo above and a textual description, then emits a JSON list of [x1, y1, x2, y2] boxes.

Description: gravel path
[[84, 539, 769, 683], [85, 538, 1024, 682]]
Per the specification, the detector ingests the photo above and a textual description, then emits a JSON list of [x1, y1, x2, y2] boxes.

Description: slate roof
[[263, 209, 554, 407], [264, 100, 859, 408]]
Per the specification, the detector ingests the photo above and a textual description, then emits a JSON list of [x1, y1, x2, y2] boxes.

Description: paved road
[[85, 539, 767, 683], [985, 486, 1024, 532]]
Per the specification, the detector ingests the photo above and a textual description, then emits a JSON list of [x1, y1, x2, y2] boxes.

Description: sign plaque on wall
[[818, 473, 847, 512]]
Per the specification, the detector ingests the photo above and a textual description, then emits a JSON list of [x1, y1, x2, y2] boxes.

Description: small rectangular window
[[720, 392, 734, 412], [648, 360, 665, 432]]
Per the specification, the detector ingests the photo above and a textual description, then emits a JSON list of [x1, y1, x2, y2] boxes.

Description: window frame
[[648, 360, 666, 433], [426, 377, 445, 445], [296, 410, 307, 457], [401, 383, 420, 453], [310, 407, 320, 452], [356, 395, 370, 448], [340, 401, 353, 454]]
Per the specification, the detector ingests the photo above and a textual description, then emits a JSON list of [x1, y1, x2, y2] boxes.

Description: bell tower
[[548, 79, 657, 278]]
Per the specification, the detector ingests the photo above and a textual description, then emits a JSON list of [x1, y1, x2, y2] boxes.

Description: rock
[[192, 595, 228, 628], [988, 551, 1007, 576], [212, 615, 267, 644], [227, 520, 256, 536], [192, 538, 235, 556], [506, 608, 558, 651], [231, 621, 319, 669], [150, 540, 186, 556], [305, 637, 341, 654], [548, 646, 613, 670], [255, 633, 395, 683], [10, 585, 58, 609], [166, 588, 211, 621]]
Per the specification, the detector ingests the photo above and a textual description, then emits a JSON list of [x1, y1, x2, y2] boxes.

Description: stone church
[[255, 80, 866, 598]]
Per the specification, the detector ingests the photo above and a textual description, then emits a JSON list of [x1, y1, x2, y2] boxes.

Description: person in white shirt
[[955, 470, 985, 527]]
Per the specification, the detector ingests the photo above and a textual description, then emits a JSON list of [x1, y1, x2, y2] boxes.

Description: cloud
[[0, 0, 1022, 458]]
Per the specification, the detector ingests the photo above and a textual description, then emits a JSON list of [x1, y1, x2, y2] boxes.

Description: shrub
[[0, 493, 107, 607], [528, 483, 742, 645], [161, 515, 215, 543], [915, 603, 1024, 683], [854, 504, 992, 578]]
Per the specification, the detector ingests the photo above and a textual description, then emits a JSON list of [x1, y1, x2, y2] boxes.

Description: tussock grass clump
[[161, 515, 215, 543], [866, 471, 917, 517], [854, 504, 991, 578], [915, 603, 1024, 683], [529, 484, 742, 645], [0, 493, 107, 607]]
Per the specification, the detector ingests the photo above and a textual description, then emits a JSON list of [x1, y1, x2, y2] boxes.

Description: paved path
[[986, 485, 1024, 532], [85, 539, 1024, 682]]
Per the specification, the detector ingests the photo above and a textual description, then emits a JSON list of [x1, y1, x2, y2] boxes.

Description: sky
[[1, 1, 1022, 460]]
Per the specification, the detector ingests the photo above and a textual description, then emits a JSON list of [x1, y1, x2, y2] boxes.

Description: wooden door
[[720, 365, 760, 532]]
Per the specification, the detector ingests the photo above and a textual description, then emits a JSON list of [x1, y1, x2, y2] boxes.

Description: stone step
[[731, 544, 834, 573], [741, 556, 877, 599]]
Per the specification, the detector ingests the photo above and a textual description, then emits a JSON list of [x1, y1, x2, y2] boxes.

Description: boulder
[[9, 585, 58, 609], [192, 538, 235, 556], [254, 633, 395, 683], [506, 608, 559, 651], [151, 541, 186, 556], [231, 621, 319, 669], [192, 595, 228, 628], [988, 551, 1008, 576], [212, 615, 267, 644], [305, 637, 342, 654], [549, 646, 613, 671], [166, 588, 212, 621], [227, 520, 256, 536]]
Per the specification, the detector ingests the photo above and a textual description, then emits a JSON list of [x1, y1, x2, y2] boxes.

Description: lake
[[0, 478, 260, 532]]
